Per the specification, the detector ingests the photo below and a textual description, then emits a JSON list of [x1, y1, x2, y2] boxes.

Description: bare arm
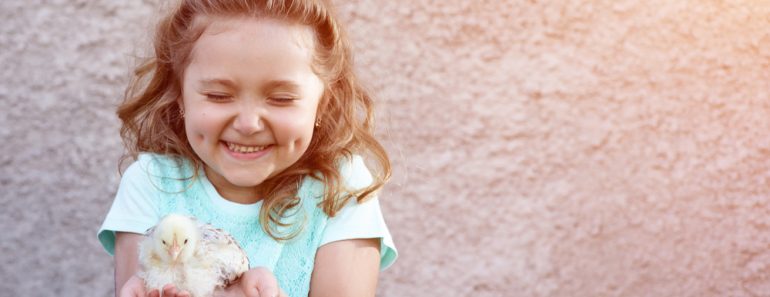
[[309, 238, 381, 297], [114, 232, 144, 297]]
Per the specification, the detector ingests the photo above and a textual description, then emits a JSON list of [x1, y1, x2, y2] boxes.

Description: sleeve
[[319, 155, 398, 270], [96, 155, 163, 255]]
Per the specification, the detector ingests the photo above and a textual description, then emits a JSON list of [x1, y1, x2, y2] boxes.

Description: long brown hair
[[117, 0, 391, 240]]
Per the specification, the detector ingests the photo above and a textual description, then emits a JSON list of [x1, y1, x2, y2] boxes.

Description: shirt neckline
[[198, 168, 263, 217]]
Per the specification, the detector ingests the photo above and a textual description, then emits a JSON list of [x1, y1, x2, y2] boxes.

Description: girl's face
[[181, 17, 324, 203]]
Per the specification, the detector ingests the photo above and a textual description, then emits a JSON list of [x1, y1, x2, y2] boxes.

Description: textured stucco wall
[[2, 0, 770, 296]]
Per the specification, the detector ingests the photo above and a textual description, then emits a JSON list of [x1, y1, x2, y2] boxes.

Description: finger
[[147, 289, 159, 297], [177, 290, 191, 297], [257, 281, 278, 297], [135, 287, 146, 297], [119, 278, 145, 297], [239, 273, 260, 297], [261, 274, 279, 297], [241, 283, 260, 297], [119, 285, 139, 297], [259, 286, 278, 297], [163, 284, 178, 296]]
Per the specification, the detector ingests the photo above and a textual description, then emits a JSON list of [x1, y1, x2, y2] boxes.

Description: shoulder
[[128, 153, 192, 176], [338, 154, 374, 191], [112, 152, 194, 212], [98, 153, 190, 255], [299, 154, 374, 202], [122, 153, 196, 192]]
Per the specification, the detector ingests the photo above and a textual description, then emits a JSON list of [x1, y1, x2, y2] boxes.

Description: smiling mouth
[[226, 142, 270, 153]]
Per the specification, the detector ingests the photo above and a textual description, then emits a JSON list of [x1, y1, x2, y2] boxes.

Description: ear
[[177, 98, 185, 118], [316, 88, 332, 118]]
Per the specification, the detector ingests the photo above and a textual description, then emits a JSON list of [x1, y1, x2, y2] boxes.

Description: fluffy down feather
[[138, 214, 250, 297]]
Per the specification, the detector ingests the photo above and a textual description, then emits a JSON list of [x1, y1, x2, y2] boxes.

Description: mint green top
[[97, 153, 397, 297]]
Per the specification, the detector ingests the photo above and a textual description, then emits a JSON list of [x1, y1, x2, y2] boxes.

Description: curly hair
[[116, 0, 391, 240]]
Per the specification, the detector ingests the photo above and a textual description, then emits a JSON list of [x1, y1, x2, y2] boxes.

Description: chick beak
[[169, 240, 181, 262]]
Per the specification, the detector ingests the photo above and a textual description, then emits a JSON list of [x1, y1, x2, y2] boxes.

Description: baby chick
[[138, 214, 249, 297]]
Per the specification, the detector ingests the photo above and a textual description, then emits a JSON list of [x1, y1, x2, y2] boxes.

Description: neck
[[220, 189, 262, 204], [204, 167, 262, 204]]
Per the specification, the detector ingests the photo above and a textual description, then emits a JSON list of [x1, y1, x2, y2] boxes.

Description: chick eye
[[184, 239, 188, 244], [162, 240, 167, 245]]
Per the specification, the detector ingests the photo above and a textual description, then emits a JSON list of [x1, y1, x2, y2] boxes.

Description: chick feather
[[138, 214, 249, 297]]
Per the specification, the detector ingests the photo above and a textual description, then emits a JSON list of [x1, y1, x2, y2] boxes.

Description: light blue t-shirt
[[98, 153, 397, 297]]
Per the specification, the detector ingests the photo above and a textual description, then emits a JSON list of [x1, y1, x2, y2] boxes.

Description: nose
[[232, 103, 264, 135]]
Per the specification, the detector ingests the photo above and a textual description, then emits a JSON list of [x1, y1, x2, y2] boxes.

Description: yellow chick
[[138, 214, 249, 297]]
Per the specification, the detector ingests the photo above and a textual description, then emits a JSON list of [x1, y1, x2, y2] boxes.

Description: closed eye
[[269, 97, 298, 104], [204, 93, 233, 102]]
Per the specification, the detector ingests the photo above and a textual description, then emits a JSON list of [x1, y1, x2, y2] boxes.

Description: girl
[[97, 0, 397, 296]]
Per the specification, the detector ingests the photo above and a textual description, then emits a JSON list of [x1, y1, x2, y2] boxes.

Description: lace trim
[[148, 155, 329, 297]]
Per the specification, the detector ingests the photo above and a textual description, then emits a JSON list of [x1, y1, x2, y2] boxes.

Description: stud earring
[[179, 108, 185, 117], [315, 118, 321, 128]]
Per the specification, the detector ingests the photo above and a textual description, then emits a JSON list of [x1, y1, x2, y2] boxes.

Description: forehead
[[183, 16, 322, 89], [190, 16, 317, 64]]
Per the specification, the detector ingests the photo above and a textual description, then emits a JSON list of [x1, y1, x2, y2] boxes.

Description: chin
[[227, 174, 268, 187]]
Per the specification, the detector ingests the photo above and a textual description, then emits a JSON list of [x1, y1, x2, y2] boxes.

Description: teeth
[[227, 142, 267, 153]]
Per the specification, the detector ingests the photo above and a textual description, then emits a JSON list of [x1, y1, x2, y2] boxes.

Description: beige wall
[[2, 0, 770, 296]]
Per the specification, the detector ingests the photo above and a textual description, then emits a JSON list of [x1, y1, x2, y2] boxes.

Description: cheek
[[272, 116, 314, 145], [183, 117, 203, 145], [185, 111, 219, 141]]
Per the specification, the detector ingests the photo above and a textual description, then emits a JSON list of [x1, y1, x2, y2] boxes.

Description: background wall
[[2, 0, 770, 296]]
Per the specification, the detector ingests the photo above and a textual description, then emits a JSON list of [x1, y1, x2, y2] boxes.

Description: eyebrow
[[198, 79, 302, 92], [199, 78, 237, 89], [262, 80, 302, 92]]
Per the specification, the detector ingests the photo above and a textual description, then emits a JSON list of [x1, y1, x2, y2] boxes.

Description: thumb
[[241, 268, 279, 297], [119, 276, 146, 297], [258, 284, 278, 297], [118, 284, 145, 297]]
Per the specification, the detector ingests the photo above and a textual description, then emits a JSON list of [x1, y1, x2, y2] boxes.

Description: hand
[[118, 275, 146, 297], [215, 268, 286, 297], [147, 284, 192, 297], [118, 275, 191, 297]]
